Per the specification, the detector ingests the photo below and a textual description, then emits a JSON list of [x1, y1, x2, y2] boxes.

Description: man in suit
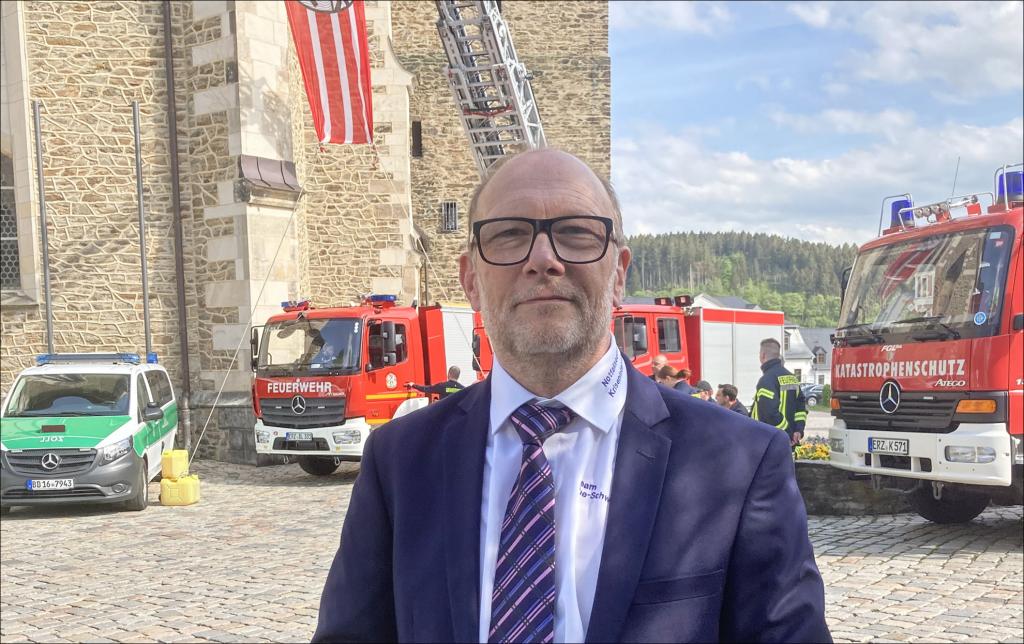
[[314, 149, 830, 643]]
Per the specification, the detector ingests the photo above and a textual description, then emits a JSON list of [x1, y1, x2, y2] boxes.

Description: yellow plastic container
[[160, 474, 201, 506], [161, 449, 189, 480]]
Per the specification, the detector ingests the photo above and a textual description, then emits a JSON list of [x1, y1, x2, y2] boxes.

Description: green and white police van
[[0, 353, 177, 513]]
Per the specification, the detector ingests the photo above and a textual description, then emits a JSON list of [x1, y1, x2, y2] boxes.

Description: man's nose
[[522, 231, 565, 276]]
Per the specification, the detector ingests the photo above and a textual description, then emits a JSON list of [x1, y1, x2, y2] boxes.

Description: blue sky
[[609, 1, 1024, 245]]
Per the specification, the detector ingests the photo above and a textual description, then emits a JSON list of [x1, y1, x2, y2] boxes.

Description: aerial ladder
[[435, 1, 546, 177]]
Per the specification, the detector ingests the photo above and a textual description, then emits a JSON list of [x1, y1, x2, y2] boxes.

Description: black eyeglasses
[[471, 215, 615, 266]]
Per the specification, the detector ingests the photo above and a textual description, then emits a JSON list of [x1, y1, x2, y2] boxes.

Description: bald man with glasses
[[314, 149, 830, 643]]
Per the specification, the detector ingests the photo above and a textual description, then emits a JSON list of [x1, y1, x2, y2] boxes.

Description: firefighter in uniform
[[406, 366, 465, 401], [751, 338, 808, 446]]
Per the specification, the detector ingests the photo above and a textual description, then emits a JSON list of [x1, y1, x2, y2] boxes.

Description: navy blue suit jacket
[[314, 361, 831, 643]]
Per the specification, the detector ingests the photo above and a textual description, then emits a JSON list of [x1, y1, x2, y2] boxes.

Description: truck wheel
[[908, 486, 989, 524], [298, 456, 340, 477], [124, 458, 150, 512]]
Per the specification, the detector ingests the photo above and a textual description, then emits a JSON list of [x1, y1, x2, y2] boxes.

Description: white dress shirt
[[479, 338, 628, 643]]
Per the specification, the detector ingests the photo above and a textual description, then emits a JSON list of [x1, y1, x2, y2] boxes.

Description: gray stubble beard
[[477, 268, 616, 372]]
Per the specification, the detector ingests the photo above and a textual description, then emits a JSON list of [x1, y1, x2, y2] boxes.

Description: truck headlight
[[944, 446, 996, 464], [256, 431, 271, 444], [828, 438, 845, 454], [100, 437, 132, 464], [333, 430, 360, 445]]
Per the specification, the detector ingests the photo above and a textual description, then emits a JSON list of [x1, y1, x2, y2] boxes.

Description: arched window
[[0, 151, 19, 289]]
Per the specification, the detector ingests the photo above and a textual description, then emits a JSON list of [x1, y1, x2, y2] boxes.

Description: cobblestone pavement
[[2, 461, 1021, 643]]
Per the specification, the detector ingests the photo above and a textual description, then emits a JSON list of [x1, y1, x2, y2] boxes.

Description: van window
[[136, 375, 153, 421], [657, 318, 681, 353], [145, 371, 173, 406]]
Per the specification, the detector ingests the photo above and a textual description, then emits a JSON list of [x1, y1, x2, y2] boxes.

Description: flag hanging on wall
[[285, 0, 373, 145]]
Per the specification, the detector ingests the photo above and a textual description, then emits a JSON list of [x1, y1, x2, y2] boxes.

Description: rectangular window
[[793, 368, 802, 382], [614, 315, 648, 359], [818, 374, 825, 385], [783, 333, 791, 351], [441, 201, 458, 233], [0, 153, 20, 290], [814, 350, 826, 365], [656, 318, 681, 353], [411, 120, 422, 158]]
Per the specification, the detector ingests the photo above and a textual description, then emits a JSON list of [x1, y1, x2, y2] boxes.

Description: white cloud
[[612, 115, 1023, 245], [610, 1, 732, 34], [770, 108, 917, 143], [789, 1, 1024, 96], [786, 2, 835, 29]]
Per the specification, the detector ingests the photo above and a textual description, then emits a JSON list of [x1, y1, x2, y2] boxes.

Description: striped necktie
[[488, 402, 576, 644]]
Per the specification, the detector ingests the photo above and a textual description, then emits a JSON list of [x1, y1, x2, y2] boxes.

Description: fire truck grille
[[260, 396, 346, 429], [4, 449, 98, 476], [835, 392, 959, 433]]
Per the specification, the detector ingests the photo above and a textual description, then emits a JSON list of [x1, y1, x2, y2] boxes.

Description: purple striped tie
[[489, 402, 575, 644]]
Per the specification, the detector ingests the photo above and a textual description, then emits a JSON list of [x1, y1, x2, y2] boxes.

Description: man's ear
[[611, 244, 632, 307], [459, 252, 482, 311]]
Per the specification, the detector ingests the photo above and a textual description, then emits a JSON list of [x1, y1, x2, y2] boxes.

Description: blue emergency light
[[36, 353, 141, 365], [146, 352, 159, 364], [889, 198, 914, 228], [281, 300, 311, 312], [997, 170, 1023, 200], [369, 294, 397, 303]]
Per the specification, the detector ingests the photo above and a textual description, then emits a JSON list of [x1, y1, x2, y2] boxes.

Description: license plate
[[27, 478, 74, 491], [869, 438, 909, 455], [286, 432, 313, 441]]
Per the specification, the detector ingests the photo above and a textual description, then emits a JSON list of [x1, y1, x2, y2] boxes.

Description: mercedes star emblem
[[879, 380, 901, 415], [291, 395, 307, 415], [40, 452, 61, 470]]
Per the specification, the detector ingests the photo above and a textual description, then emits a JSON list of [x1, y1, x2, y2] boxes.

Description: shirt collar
[[489, 336, 628, 435]]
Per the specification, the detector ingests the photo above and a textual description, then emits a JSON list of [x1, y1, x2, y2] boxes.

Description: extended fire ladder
[[435, 1, 546, 177]]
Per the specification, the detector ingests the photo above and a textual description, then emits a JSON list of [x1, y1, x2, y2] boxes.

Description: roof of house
[[799, 327, 835, 369]]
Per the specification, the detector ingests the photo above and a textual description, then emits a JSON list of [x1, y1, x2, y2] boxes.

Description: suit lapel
[[586, 365, 671, 643], [444, 378, 491, 643]]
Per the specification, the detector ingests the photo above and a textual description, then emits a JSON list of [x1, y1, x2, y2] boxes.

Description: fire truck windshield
[[838, 225, 1014, 342], [258, 317, 361, 374]]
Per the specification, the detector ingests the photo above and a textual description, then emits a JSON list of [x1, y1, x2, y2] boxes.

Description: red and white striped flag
[[285, 0, 373, 145]]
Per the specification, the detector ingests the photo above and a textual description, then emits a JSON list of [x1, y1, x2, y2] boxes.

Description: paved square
[[2, 461, 1021, 643]]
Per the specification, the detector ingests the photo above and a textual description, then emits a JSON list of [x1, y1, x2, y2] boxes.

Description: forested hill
[[624, 231, 860, 328]]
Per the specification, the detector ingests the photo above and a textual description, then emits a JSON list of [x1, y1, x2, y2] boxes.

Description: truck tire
[[298, 456, 340, 477], [124, 458, 150, 512], [908, 486, 990, 524]]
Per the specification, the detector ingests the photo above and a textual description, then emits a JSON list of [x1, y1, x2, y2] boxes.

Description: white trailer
[[685, 307, 786, 408]]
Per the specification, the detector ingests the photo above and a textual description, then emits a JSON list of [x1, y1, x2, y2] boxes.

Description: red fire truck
[[828, 162, 1024, 523], [249, 295, 475, 475]]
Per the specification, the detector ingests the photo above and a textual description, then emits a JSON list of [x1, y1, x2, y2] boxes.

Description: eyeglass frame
[[469, 215, 616, 266]]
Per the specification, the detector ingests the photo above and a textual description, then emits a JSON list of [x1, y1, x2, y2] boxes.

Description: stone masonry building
[[0, 1, 610, 463]]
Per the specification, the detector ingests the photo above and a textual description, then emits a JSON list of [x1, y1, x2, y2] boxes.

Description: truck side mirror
[[381, 321, 397, 353], [250, 326, 260, 371], [1013, 313, 1024, 331], [840, 266, 852, 304]]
